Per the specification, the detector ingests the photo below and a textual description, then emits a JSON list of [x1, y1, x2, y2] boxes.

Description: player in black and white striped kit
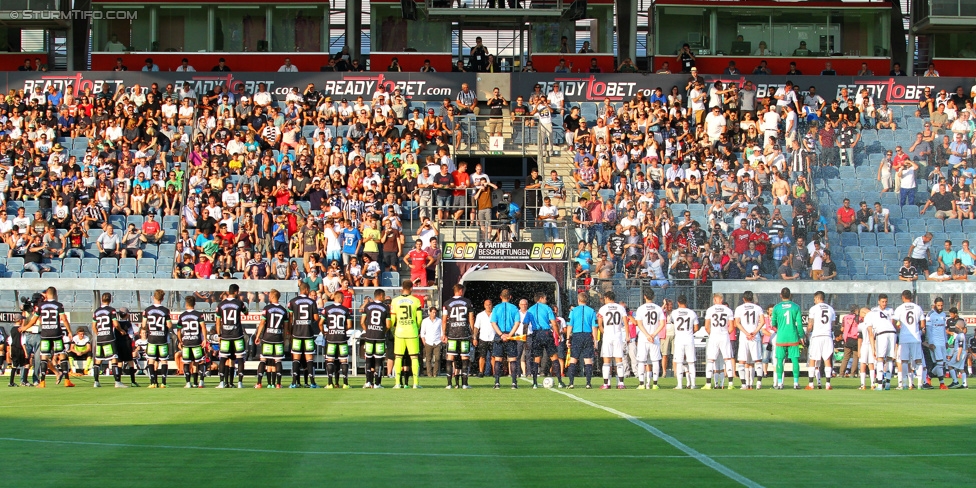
[[91, 293, 126, 388], [24, 287, 72, 388], [142, 290, 173, 388], [360, 290, 391, 388], [177, 296, 208, 388], [254, 289, 289, 389], [216, 284, 249, 389], [442, 284, 475, 390]]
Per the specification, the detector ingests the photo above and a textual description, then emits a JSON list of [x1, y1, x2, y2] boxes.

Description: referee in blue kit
[[490, 289, 521, 389], [566, 292, 598, 389]]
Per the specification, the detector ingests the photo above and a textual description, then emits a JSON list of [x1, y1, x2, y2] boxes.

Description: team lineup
[[8, 283, 971, 391]]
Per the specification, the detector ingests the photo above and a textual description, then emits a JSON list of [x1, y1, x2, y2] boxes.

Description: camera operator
[[17, 293, 42, 385], [491, 193, 521, 242]]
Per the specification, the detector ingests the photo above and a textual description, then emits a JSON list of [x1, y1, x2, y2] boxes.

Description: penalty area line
[[541, 385, 765, 488], [0, 437, 685, 459]]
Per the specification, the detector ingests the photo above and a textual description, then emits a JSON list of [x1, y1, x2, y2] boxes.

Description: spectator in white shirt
[[474, 299, 496, 376], [539, 197, 559, 241], [420, 308, 443, 377], [175, 58, 196, 72], [278, 58, 299, 72], [547, 84, 565, 115]]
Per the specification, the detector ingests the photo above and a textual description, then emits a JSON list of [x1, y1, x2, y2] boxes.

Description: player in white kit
[[866, 294, 896, 390], [945, 307, 968, 389], [805, 291, 836, 390], [925, 298, 949, 389], [597, 291, 629, 389], [893, 290, 925, 390], [733, 291, 766, 390], [668, 295, 699, 389], [703, 293, 734, 390], [634, 288, 666, 390], [855, 307, 875, 389]]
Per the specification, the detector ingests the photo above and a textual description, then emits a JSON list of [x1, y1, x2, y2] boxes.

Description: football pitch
[[2, 376, 974, 488]]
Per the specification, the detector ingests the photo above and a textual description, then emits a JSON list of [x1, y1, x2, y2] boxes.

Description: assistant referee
[[566, 292, 598, 389]]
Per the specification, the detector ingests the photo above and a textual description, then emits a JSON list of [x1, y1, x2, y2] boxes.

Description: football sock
[[37, 359, 47, 381], [127, 366, 136, 383], [9, 368, 18, 385], [705, 361, 713, 384], [410, 356, 420, 386], [616, 361, 625, 385], [148, 364, 157, 385], [961, 372, 967, 386], [583, 363, 593, 386], [687, 363, 696, 388], [676, 363, 684, 387], [256, 362, 266, 385], [809, 364, 816, 385], [899, 363, 908, 387], [374, 362, 383, 385], [93, 364, 100, 382], [916, 364, 924, 388], [950, 369, 958, 382], [791, 360, 801, 386], [602, 364, 611, 385], [493, 360, 502, 384], [236, 358, 244, 383], [652, 361, 660, 385], [637, 362, 646, 386], [824, 366, 832, 385], [160, 363, 167, 385], [775, 358, 784, 386], [326, 361, 336, 385], [510, 360, 519, 385], [184, 368, 191, 384], [341, 363, 349, 385], [754, 363, 762, 387], [567, 363, 577, 386], [192, 372, 199, 385], [462, 359, 470, 386], [530, 361, 538, 385], [447, 360, 454, 386], [291, 360, 300, 385], [59, 360, 69, 380]]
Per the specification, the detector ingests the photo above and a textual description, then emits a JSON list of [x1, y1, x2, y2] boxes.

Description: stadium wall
[[3, 71, 971, 106]]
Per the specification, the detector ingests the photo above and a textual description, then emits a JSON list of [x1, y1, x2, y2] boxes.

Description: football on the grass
[[543, 377, 554, 388]]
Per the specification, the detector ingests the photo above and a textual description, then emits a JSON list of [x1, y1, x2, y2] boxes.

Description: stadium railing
[[454, 116, 545, 159]]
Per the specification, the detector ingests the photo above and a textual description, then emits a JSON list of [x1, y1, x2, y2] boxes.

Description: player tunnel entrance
[[455, 268, 561, 315]]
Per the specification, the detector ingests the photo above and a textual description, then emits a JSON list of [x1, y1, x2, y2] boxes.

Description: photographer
[[492, 193, 521, 242]]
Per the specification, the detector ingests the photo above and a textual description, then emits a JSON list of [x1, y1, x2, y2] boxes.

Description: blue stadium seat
[[380, 272, 400, 287], [876, 233, 895, 246], [944, 220, 963, 233], [137, 258, 157, 273], [840, 233, 859, 246], [6, 257, 24, 271], [21, 271, 40, 279], [117, 272, 135, 279], [858, 233, 877, 246], [79, 271, 96, 278], [135, 272, 154, 279]]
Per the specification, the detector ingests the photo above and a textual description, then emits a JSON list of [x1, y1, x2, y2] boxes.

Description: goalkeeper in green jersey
[[390, 280, 424, 389], [771, 287, 805, 390]]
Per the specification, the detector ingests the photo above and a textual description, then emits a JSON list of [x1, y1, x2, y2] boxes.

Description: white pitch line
[[0, 437, 685, 459], [712, 453, 976, 459], [541, 385, 764, 488]]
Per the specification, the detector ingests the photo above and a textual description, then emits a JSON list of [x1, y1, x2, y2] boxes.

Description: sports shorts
[[219, 338, 246, 358], [291, 338, 316, 355], [637, 336, 662, 363], [491, 340, 518, 359], [260, 342, 285, 360], [94, 343, 117, 361], [146, 343, 170, 360], [930, 343, 947, 362], [39, 338, 65, 356], [705, 336, 732, 361], [808, 336, 835, 362], [363, 339, 386, 359], [947, 349, 966, 370], [874, 333, 896, 359], [446, 339, 472, 357], [182, 345, 207, 362], [859, 340, 874, 364], [568, 333, 594, 361], [601, 337, 625, 358], [530, 331, 557, 359], [737, 336, 762, 363], [775, 344, 801, 360], [899, 341, 923, 363], [394, 336, 421, 356], [326, 342, 349, 360], [673, 341, 695, 364]]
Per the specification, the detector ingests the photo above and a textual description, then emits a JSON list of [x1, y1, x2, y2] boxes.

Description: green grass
[[1, 375, 974, 487]]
